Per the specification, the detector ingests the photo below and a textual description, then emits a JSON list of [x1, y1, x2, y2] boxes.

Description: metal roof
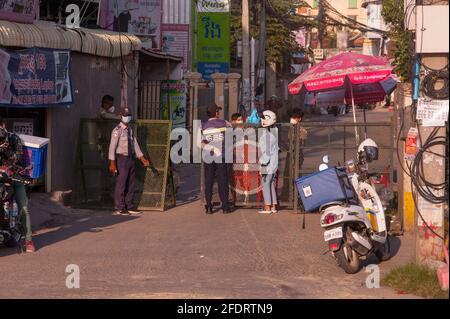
[[0, 20, 141, 58], [140, 48, 183, 62]]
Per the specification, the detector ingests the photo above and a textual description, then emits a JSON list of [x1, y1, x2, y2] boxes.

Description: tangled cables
[[411, 127, 447, 241], [422, 70, 449, 100], [410, 127, 448, 205], [397, 107, 448, 241]]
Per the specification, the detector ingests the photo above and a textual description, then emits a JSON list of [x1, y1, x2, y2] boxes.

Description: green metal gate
[[72, 119, 175, 211]]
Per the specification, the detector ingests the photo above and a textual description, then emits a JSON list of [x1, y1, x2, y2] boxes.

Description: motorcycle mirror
[[319, 164, 329, 171], [322, 155, 329, 164]]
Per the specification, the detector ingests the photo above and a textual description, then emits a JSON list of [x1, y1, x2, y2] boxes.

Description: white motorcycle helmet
[[358, 138, 379, 162], [261, 110, 277, 128]]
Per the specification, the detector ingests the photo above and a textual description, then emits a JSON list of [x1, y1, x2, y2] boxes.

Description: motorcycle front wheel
[[3, 236, 19, 248], [335, 242, 360, 274]]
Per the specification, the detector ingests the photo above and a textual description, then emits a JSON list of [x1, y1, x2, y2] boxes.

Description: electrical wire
[[396, 105, 448, 241], [322, 0, 387, 35], [422, 70, 449, 100]]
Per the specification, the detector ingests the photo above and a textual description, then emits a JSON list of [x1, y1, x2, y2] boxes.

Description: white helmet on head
[[261, 110, 277, 127], [358, 138, 379, 162]]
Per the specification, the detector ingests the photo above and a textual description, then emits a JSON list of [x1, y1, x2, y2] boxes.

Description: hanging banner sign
[[0, 48, 73, 108], [100, 0, 162, 49], [161, 80, 187, 129], [197, 0, 230, 12], [162, 24, 190, 69], [0, 0, 38, 23], [196, 11, 230, 80]]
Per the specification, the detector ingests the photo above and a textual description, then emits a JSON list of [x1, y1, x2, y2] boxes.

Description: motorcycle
[[0, 164, 32, 249], [318, 139, 391, 274]]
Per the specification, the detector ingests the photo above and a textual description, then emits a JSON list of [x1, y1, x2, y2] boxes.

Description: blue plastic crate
[[295, 167, 354, 212], [23, 144, 48, 179]]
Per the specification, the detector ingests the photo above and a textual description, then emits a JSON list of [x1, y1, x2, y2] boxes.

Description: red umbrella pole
[[350, 85, 360, 145]]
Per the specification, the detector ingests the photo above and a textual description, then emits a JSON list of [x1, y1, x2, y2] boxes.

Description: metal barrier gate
[[72, 119, 175, 211], [293, 120, 396, 212], [200, 120, 396, 211], [200, 124, 297, 209]]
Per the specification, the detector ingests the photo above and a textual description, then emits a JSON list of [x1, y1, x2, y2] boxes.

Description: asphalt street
[[0, 108, 418, 299]]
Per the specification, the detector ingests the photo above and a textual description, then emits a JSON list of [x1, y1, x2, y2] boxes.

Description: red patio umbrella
[[288, 52, 397, 143]]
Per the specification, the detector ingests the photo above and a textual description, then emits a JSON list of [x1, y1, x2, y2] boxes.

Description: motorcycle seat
[[319, 201, 347, 211]]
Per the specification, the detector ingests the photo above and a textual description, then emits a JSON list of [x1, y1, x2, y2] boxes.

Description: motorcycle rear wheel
[[335, 243, 361, 274], [375, 235, 392, 262]]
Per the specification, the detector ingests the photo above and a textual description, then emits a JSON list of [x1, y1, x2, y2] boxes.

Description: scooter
[[319, 139, 391, 274]]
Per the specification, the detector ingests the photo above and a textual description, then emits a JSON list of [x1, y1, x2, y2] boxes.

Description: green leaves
[[230, 0, 315, 66], [381, 0, 414, 82]]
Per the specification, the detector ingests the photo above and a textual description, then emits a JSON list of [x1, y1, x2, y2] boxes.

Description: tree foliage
[[230, 0, 316, 68], [381, 0, 414, 82]]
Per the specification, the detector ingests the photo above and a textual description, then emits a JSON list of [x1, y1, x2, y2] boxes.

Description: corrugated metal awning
[[0, 20, 141, 58], [140, 48, 183, 62]]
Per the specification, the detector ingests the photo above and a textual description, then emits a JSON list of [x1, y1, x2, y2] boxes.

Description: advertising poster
[[162, 24, 190, 69], [0, 0, 38, 23], [0, 47, 73, 107], [195, 0, 230, 80], [100, 0, 162, 49], [161, 80, 187, 129]]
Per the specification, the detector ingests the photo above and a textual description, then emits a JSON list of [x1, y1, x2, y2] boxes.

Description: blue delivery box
[[295, 167, 355, 212], [18, 134, 49, 179]]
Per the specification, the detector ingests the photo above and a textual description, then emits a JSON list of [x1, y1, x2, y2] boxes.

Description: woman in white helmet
[[258, 110, 279, 214]]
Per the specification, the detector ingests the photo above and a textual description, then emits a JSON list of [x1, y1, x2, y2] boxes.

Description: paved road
[[1, 191, 416, 299], [1, 108, 417, 299]]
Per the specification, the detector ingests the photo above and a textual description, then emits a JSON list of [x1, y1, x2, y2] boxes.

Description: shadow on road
[[30, 213, 139, 253], [0, 212, 139, 257], [362, 235, 402, 267]]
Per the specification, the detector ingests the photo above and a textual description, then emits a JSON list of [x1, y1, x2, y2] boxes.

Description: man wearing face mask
[[108, 110, 158, 215], [98, 95, 120, 120]]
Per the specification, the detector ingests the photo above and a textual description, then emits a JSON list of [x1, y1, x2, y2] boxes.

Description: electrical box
[[407, 5, 449, 53]]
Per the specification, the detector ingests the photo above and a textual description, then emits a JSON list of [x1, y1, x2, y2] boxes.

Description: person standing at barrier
[[290, 109, 308, 176], [108, 110, 157, 215], [231, 113, 244, 124], [201, 104, 233, 215], [258, 110, 279, 214], [98, 95, 121, 120]]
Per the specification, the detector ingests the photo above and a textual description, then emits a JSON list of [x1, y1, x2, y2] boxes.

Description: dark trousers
[[204, 162, 229, 210], [115, 155, 136, 211]]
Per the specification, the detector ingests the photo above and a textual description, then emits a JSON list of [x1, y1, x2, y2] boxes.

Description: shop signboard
[[100, 0, 162, 49], [0, 0, 38, 23], [0, 47, 73, 107], [161, 80, 187, 128], [195, 0, 230, 80], [162, 24, 190, 69]]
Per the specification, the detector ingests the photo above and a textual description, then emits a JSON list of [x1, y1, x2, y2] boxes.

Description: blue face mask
[[121, 116, 132, 124]]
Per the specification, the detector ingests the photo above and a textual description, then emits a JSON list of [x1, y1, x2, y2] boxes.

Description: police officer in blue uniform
[[201, 104, 233, 214]]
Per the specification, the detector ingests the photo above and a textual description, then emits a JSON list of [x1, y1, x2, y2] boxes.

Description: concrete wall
[[48, 52, 137, 192], [304, 0, 368, 24]]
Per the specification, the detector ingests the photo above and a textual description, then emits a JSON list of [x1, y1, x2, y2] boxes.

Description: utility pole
[[242, 0, 251, 111], [317, 0, 325, 49], [257, 0, 267, 103]]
